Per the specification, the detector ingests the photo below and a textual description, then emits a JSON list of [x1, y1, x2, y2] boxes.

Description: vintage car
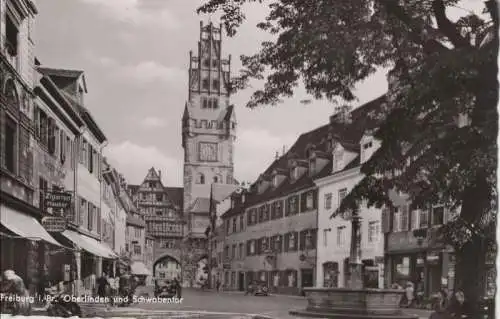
[[253, 280, 269, 296], [154, 279, 177, 298]]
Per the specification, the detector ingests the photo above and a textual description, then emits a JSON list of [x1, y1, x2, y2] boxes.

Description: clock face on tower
[[198, 142, 218, 162]]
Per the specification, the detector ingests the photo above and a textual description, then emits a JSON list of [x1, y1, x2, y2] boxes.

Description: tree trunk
[[454, 175, 492, 311]]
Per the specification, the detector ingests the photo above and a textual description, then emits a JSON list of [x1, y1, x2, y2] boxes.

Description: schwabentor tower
[[181, 21, 237, 286]]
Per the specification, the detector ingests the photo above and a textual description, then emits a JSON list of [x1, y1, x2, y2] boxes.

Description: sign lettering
[[44, 191, 72, 209], [41, 216, 67, 232]]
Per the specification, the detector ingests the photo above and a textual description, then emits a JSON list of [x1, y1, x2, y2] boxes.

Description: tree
[[198, 0, 498, 307]]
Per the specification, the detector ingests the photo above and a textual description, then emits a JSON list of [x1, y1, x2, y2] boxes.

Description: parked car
[[154, 279, 177, 298], [253, 280, 269, 296]]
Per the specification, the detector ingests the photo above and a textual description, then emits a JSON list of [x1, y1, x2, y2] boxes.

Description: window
[[338, 188, 347, 206], [80, 140, 88, 166], [324, 193, 332, 209], [400, 205, 409, 231], [239, 243, 244, 259], [38, 177, 48, 209], [213, 175, 220, 183], [432, 206, 444, 226], [88, 202, 94, 230], [333, 150, 344, 171], [156, 211, 162, 216], [323, 229, 328, 246], [212, 60, 218, 68], [60, 130, 66, 164], [232, 244, 236, 259], [363, 141, 373, 149], [134, 244, 141, 255], [156, 194, 163, 202], [4, 116, 16, 173], [5, 13, 19, 57], [368, 221, 380, 243], [213, 79, 219, 90], [250, 241, 255, 255], [203, 59, 210, 68], [202, 97, 208, 109], [289, 196, 298, 214], [306, 192, 314, 210], [337, 226, 346, 246], [225, 219, 230, 235], [288, 233, 296, 250], [202, 79, 209, 89], [232, 218, 236, 233], [47, 118, 56, 155], [239, 215, 244, 231], [209, 98, 219, 109], [393, 207, 400, 232], [419, 210, 429, 228]]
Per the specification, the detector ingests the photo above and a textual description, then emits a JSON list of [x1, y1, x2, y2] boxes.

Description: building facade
[[127, 167, 183, 280], [181, 21, 237, 287], [315, 129, 385, 290]]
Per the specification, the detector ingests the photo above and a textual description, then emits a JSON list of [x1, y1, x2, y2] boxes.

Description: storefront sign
[[44, 191, 72, 209], [41, 216, 67, 232]]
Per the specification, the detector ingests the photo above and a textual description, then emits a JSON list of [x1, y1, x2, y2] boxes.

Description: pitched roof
[[188, 197, 211, 213], [37, 67, 87, 92], [221, 95, 386, 219]]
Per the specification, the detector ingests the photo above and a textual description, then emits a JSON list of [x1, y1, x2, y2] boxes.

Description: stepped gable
[[221, 95, 386, 219]]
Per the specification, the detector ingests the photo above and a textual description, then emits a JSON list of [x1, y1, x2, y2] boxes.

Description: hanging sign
[[44, 191, 72, 209], [41, 216, 67, 232]]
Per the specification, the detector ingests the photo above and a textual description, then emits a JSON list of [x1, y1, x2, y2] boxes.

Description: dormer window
[[333, 149, 344, 171], [273, 175, 279, 187], [292, 167, 300, 179], [309, 159, 316, 175]]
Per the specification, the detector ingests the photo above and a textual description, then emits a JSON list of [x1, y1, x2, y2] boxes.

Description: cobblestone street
[[80, 288, 432, 319]]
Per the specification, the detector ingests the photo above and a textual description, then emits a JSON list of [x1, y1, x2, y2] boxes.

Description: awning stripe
[[0, 205, 63, 247]]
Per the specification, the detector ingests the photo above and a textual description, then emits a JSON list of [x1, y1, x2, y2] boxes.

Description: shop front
[[0, 203, 65, 295], [57, 229, 118, 295], [387, 250, 454, 300]]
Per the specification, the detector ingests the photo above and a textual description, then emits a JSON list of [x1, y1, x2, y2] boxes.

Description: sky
[[33, 0, 482, 187]]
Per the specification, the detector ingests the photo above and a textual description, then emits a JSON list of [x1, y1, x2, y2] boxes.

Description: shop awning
[[130, 261, 151, 276], [61, 230, 117, 259], [0, 205, 63, 247]]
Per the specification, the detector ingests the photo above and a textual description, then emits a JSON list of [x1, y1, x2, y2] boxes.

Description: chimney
[[275, 151, 279, 160], [282, 145, 286, 156]]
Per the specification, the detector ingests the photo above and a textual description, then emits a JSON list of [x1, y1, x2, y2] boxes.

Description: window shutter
[[311, 229, 317, 249], [313, 189, 318, 209], [60, 130, 66, 164], [381, 208, 390, 233], [300, 193, 307, 212], [48, 118, 55, 154], [299, 230, 306, 250], [284, 233, 290, 252]]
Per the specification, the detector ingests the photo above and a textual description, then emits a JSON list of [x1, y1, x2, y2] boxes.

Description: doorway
[[301, 268, 314, 288], [238, 272, 245, 291]]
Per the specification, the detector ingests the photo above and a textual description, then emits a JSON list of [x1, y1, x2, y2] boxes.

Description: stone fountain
[[289, 212, 417, 319]]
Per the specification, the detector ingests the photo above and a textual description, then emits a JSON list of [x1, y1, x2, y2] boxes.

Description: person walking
[[447, 290, 472, 319], [173, 277, 182, 298], [429, 292, 451, 319], [405, 282, 415, 307], [216, 278, 221, 292], [97, 272, 109, 298]]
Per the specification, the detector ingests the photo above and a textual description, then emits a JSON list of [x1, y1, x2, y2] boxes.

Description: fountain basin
[[289, 287, 418, 319]]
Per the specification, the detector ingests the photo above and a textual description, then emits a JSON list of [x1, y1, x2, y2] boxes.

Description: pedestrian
[[1, 270, 31, 316], [429, 293, 451, 319], [216, 278, 221, 292], [447, 290, 472, 319], [97, 272, 109, 298], [405, 282, 415, 307], [173, 277, 182, 298]]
